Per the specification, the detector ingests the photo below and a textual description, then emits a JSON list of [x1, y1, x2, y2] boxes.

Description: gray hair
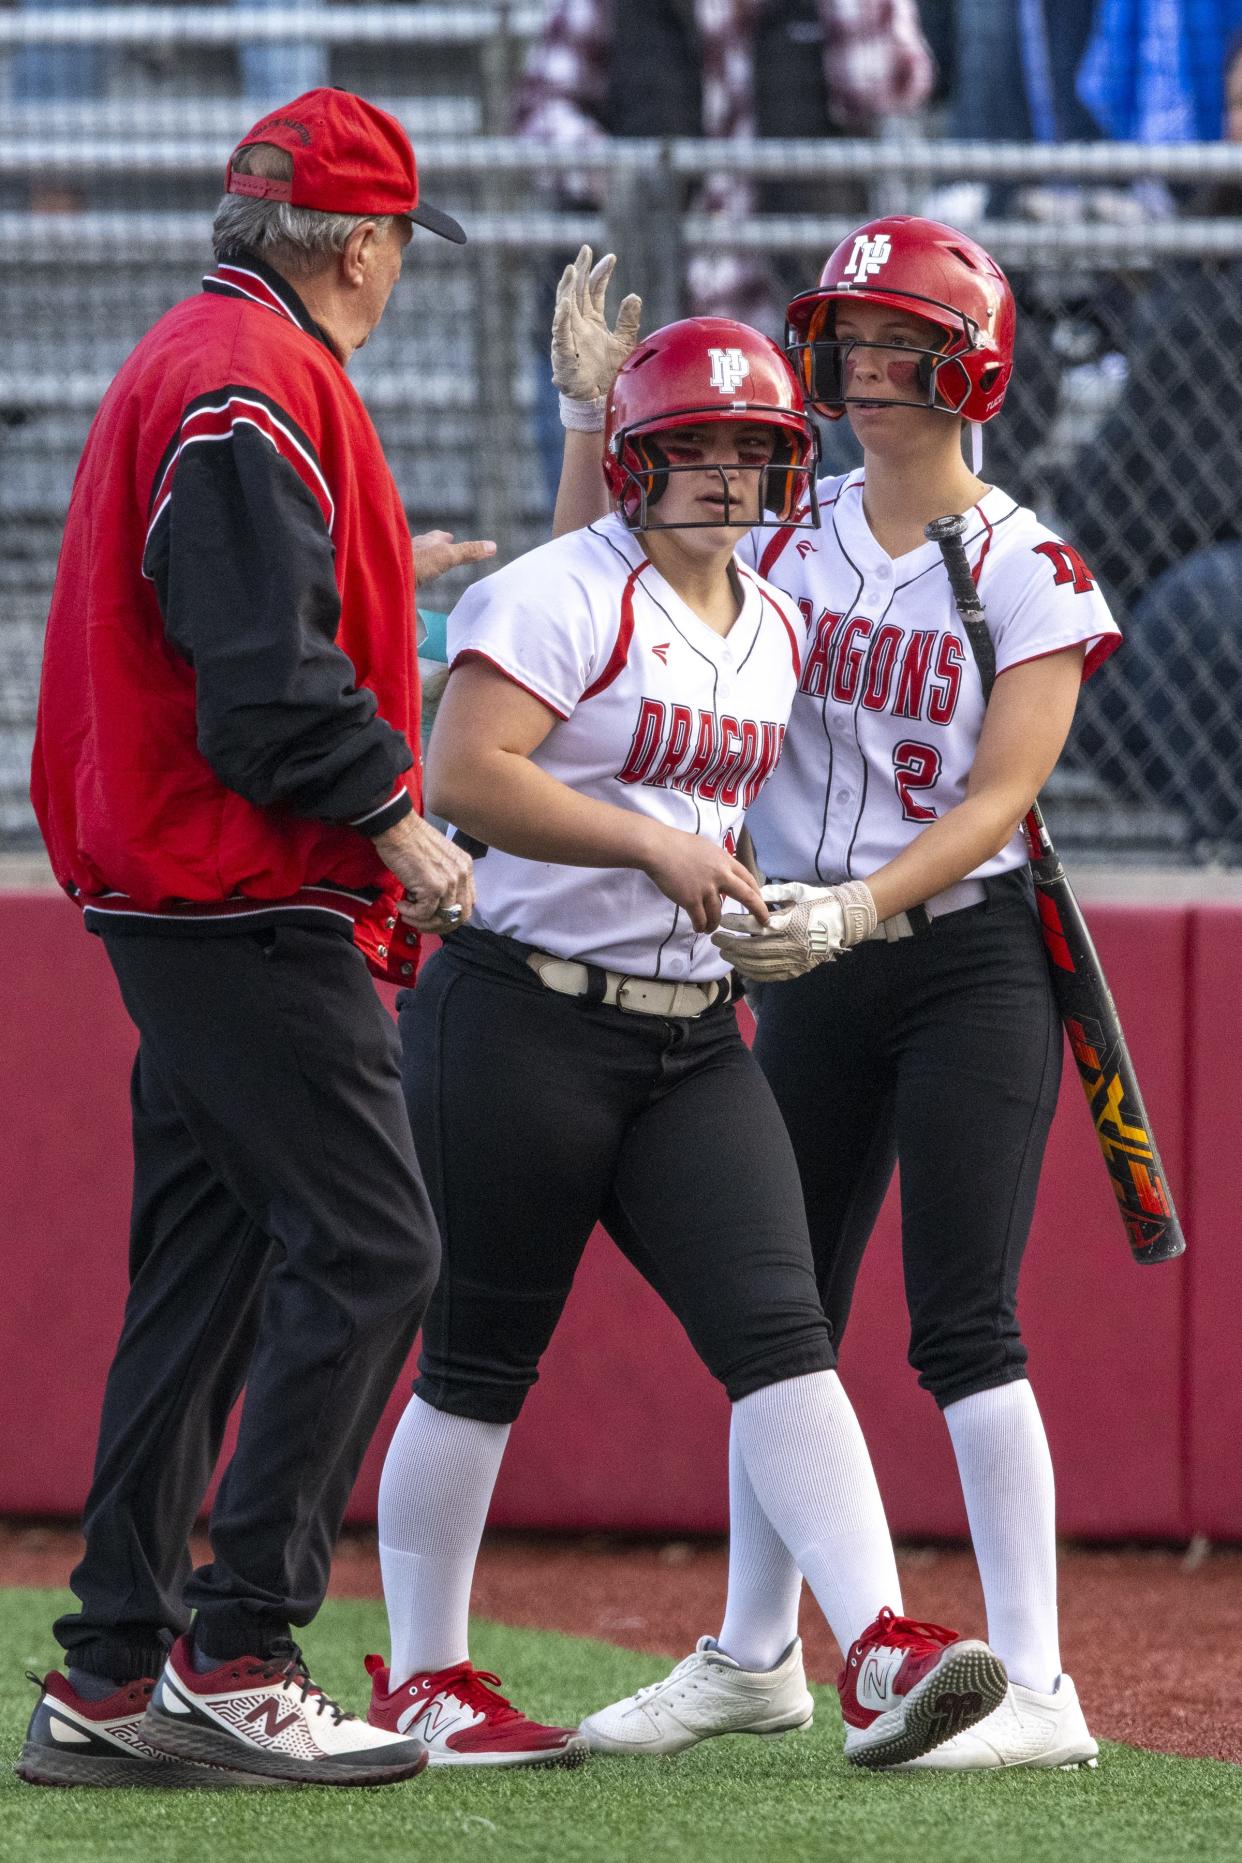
[[211, 142, 394, 278]]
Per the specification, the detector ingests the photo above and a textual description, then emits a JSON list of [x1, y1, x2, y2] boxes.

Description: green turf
[[2, 1589, 1238, 1863]]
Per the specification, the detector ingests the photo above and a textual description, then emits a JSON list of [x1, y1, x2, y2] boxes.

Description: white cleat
[[578, 1636, 813, 1756], [889, 1673, 1099, 1771]]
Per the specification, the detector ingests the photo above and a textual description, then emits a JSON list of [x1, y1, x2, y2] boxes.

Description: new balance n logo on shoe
[[245, 1698, 302, 1739], [398, 1689, 482, 1742], [857, 1645, 906, 1711]]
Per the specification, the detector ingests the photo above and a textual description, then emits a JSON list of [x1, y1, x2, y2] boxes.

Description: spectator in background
[[238, 0, 329, 99], [11, 0, 108, 212], [10, 0, 331, 106], [9, 0, 107, 103], [1056, 26, 1242, 854], [1079, 0, 1242, 142], [515, 0, 935, 493], [922, 0, 1117, 509], [11, 0, 331, 207], [950, 0, 1100, 154]]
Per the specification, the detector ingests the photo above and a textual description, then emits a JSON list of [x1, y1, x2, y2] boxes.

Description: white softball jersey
[[737, 469, 1121, 887], [445, 512, 805, 979]]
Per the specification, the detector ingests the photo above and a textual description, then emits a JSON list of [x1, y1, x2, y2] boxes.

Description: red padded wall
[[1, 898, 138, 1514], [1185, 907, 1242, 1537], [0, 893, 1215, 1538]]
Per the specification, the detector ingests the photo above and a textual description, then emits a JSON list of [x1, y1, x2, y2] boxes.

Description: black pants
[[750, 875, 1062, 1408], [57, 924, 440, 1680], [400, 928, 834, 1424]]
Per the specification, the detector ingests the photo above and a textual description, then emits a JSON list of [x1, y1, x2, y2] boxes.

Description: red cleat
[[365, 1654, 587, 1769], [838, 1606, 1008, 1768]]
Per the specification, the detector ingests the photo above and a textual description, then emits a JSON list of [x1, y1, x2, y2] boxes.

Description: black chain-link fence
[[2, 5, 1240, 864]]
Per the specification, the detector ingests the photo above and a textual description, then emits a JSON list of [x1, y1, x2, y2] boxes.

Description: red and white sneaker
[[365, 1654, 587, 1769], [839, 1608, 1008, 1769], [140, 1636, 427, 1786], [16, 1670, 274, 1788]]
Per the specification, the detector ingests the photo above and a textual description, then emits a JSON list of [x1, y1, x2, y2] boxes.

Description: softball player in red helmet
[[364, 312, 1009, 1772], [556, 224, 1117, 1769]]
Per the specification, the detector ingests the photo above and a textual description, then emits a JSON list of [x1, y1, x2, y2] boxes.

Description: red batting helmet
[[785, 215, 1016, 424], [603, 317, 820, 531]]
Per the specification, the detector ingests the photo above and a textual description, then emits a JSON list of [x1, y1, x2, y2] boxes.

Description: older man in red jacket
[[23, 89, 483, 1791]]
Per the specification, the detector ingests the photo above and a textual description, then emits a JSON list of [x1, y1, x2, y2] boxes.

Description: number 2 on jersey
[[893, 740, 942, 822]]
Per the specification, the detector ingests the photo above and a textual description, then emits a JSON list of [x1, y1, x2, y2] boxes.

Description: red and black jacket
[[31, 252, 424, 982]]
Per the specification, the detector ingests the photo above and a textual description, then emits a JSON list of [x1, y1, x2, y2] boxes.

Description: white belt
[[526, 952, 729, 1018], [868, 876, 989, 942]]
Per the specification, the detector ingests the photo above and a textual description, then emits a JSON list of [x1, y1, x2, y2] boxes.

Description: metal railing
[[0, 6, 547, 46]]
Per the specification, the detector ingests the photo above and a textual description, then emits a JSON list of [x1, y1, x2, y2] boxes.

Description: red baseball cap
[[225, 87, 465, 244]]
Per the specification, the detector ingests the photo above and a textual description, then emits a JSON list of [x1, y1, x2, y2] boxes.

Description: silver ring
[[438, 903, 463, 925]]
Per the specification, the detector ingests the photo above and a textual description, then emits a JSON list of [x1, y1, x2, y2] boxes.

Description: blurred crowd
[[7, 0, 1242, 853], [8, 0, 331, 102]]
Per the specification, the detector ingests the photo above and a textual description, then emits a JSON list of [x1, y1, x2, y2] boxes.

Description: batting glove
[[552, 245, 642, 430], [712, 881, 878, 982]]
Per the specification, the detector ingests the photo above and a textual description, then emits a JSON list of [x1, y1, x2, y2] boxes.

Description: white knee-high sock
[[717, 1418, 804, 1672], [730, 1370, 903, 1662], [944, 1380, 1061, 1693], [377, 1393, 510, 1686]]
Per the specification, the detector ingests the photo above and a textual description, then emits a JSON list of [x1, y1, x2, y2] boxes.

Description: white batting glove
[[712, 881, 878, 982], [552, 245, 643, 430]]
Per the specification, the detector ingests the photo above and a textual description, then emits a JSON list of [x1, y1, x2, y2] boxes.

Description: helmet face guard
[[607, 405, 821, 533], [786, 296, 988, 422], [610, 453, 821, 533], [602, 317, 822, 534], [783, 218, 1016, 426]]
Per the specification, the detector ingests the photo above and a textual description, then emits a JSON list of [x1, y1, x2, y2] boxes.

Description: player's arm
[[426, 659, 767, 933], [550, 245, 641, 537], [861, 644, 1086, 922]]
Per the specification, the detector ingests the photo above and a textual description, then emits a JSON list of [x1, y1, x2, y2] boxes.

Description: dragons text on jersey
[[738, 471, 1120, 887], [446, 514, 804, 980]]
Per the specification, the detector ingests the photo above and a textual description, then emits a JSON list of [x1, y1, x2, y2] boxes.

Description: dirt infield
[[4, 1523, 1236, 1765]]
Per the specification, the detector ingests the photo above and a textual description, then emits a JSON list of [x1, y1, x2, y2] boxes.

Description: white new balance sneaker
[[141, 1636, 428, 1785], [578, 1636, 814, 1755], [890, 1673, 1099, 1770]]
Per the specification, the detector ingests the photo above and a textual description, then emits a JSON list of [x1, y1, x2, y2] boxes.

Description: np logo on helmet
[[707, 348, 751, 396], [843, 233, 892, 284]]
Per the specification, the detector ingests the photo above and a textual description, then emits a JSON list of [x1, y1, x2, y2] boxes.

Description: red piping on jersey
[[756, 480, 852, 579], [971, 501, 995, 585], [736, 566, 802, 681], [450, 649, 571, 720], [757, 519, 800, 580], [581, 557, 650, 701], [999, 635, 1121, 683]]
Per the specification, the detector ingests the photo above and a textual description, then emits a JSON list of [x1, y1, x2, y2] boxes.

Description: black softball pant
[[399, 927, 834, 1424], [57, 924, 440, 1680], [750, 873, 1063, 1409]]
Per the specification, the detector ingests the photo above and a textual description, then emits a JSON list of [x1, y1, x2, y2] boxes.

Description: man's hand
[[552, 245, 643, 403], [641, 824, 770, 935], [712, 880, 878, 981], [373, 812, 475, 933], [412, 530, 496, 585]]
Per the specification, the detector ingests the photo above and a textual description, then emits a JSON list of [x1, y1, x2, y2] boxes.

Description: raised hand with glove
[[551, 244, 643, 429], [712, 880, 878, 982]]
